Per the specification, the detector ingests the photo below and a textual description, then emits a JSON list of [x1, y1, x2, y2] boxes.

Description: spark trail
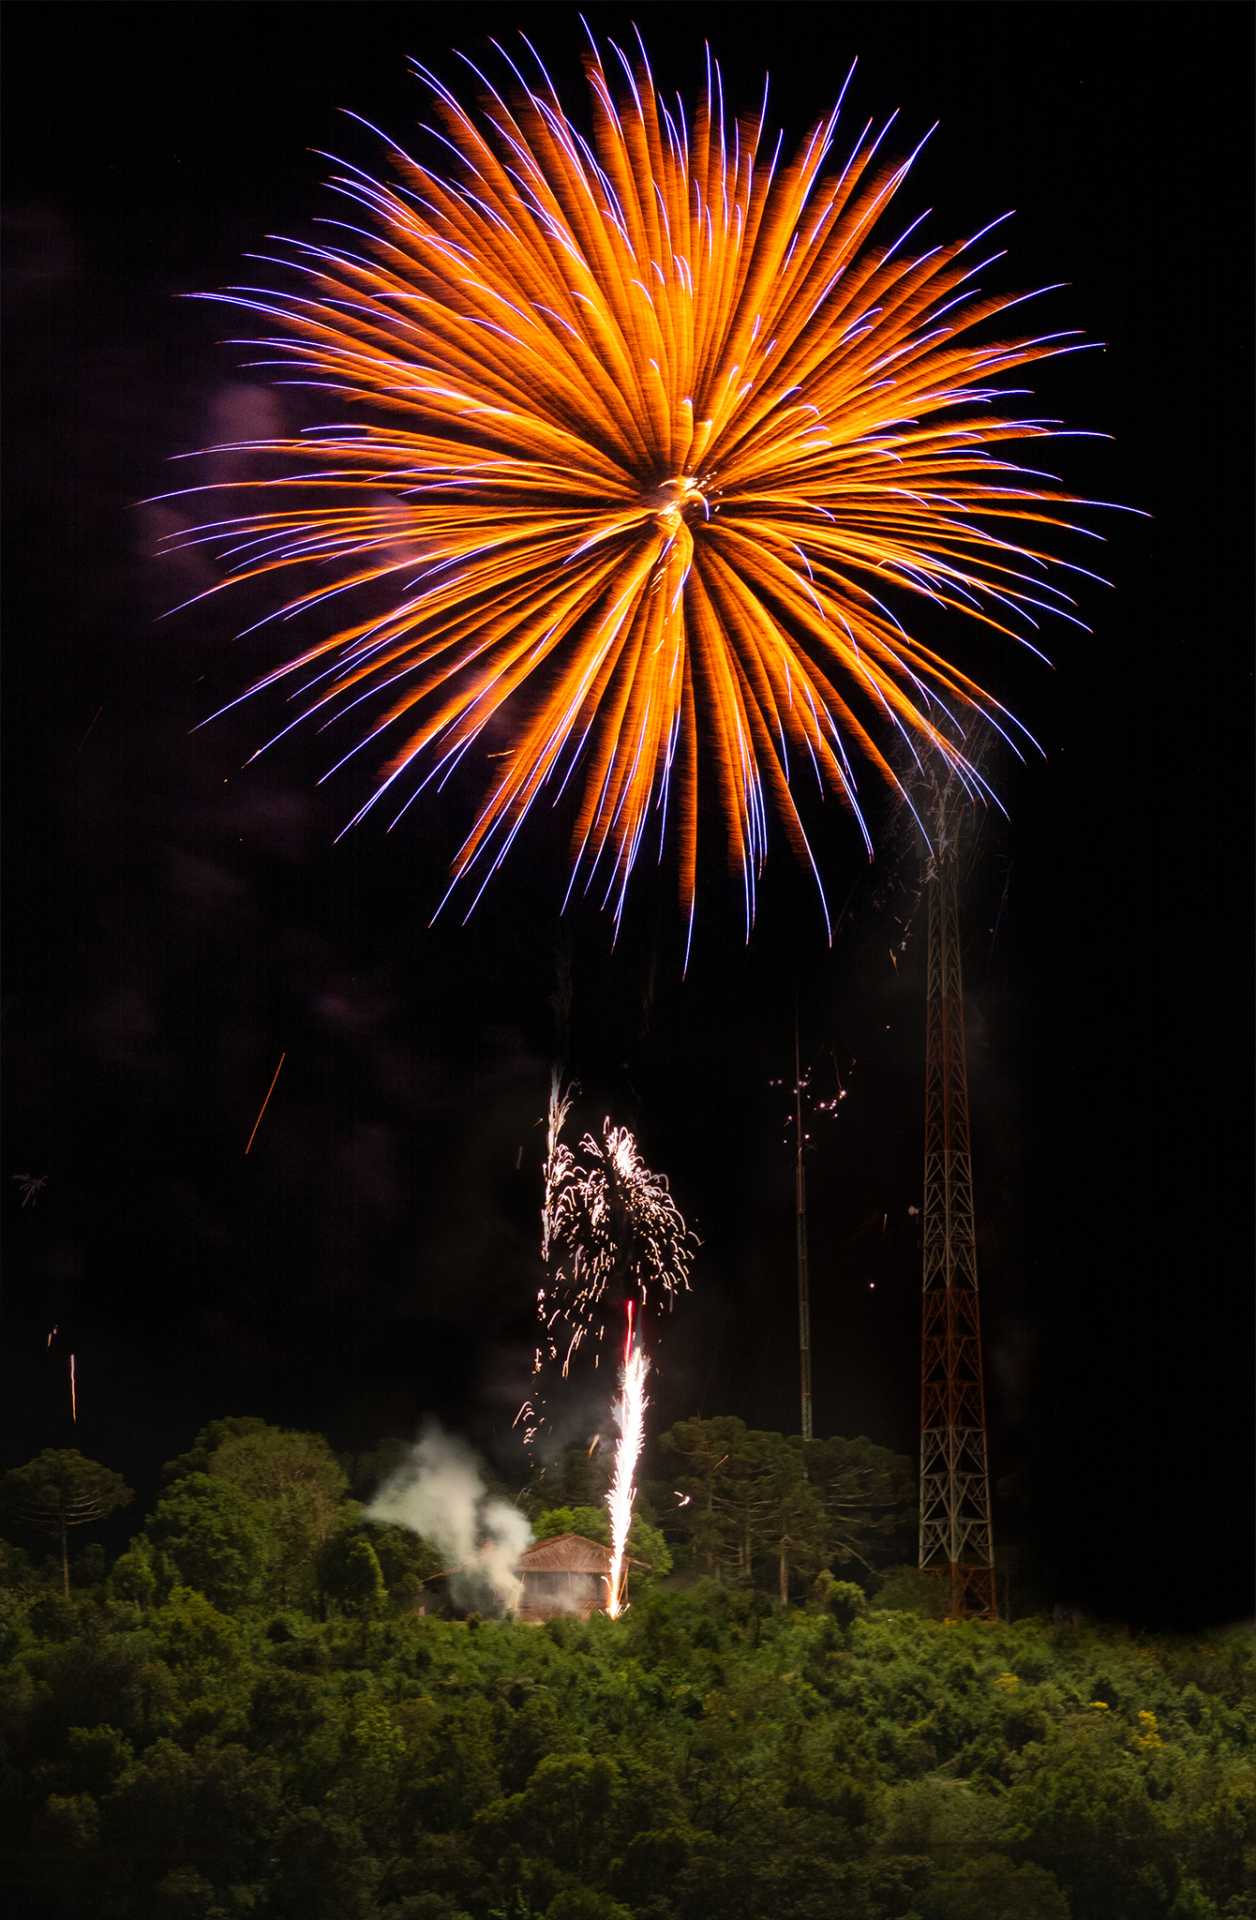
[[245, 1052, 286, 1154], [606, 1303, 648, 1618]]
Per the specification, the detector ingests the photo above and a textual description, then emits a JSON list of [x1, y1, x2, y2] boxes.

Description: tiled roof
[[425, 1531, 651, 1582], [515, 1532, 650, 1573]]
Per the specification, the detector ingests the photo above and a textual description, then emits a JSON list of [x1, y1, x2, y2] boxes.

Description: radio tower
[[794, 1019, 814, 1441], [918, 773, 997, 1618]]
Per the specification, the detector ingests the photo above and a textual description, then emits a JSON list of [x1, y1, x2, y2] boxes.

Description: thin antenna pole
[[795, 1015, 813, 1441]]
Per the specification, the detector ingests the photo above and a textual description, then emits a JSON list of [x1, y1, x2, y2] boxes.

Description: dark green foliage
[[145, 1472, 270, 1611], [657, 1417, 914, 1596], [108, 1538, 157, 1607], [523, 1448, 610, 1519], [2, 1419, 1252, 1918], [58, 1723, 135, 1798], [532, 1507, 612, 1544], [1, 1450, 133, 1597], [546, 1892, 631, 1920], [339, 1540, 389, 1624], [812, 1571, 869, 1630], [163, 1419, 350, 1611], [33, 1623, 178, 1747], [876, 1564, 952, 1619], [106, 1735, 281, 1874], [268, 1804, 381, 1918], [922, 1852, 1071, 1919], [325, 1517, 445, 1615], [162, 1415, 275, 1486]]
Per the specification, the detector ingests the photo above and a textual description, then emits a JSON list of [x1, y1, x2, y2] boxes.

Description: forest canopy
[[1, 1417, 1252, 1919]]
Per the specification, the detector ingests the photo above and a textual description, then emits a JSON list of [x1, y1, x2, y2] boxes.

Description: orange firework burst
[[176, 36, 1105, 948]]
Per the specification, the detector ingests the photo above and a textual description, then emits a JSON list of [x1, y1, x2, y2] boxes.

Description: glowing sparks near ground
[[171, 34, 1112, 942], [606, 1304, 648, 1618]]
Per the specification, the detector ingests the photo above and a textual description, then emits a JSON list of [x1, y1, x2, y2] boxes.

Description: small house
[[513, 1533, 650, 1621]]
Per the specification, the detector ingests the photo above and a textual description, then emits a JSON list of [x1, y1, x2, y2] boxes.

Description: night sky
[[4, 3, 1251, 1630]]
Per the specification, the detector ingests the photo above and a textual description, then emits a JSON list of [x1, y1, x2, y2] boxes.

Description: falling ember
[[69, 1354, 77, 1423], [605, 1303, 649, 1619], [245, 1051, 286, 1154]]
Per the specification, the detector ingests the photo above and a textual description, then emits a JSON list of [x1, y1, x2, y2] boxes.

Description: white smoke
[[367, 1422, 532, 1616]]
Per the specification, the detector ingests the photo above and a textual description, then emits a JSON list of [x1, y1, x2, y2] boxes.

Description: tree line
[[1, 1417, 1252, 1919], [1, 1414, 919, 1621]]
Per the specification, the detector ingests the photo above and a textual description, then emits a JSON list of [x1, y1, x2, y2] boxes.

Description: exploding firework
[[516, 1072, 690, 1448], [539, 1078, 693, 1374], [173, 34, 1108, 947], [606, 1303, 648, 1618]]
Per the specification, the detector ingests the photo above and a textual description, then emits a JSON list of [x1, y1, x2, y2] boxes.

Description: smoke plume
[[367, 1421, 532, 1615]]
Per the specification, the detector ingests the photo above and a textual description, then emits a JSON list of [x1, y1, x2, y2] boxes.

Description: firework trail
[[245, 1051, 286, 1153], [540, 1067, 575, 1273], [516, 1068, 580, 1443], [172, 34, 1112, 948], [606, 1302, 648, 1618]]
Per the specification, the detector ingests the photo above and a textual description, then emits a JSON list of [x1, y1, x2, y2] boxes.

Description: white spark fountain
[[605, 1303, 649, 1618]]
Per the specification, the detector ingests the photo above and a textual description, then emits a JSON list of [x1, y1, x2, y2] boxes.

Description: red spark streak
[[245, 1051, 286, 1154]]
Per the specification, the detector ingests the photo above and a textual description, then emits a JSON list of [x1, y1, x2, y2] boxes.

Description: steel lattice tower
[[794, 1022, 814, 1441], [918, 781, 997, 1618]]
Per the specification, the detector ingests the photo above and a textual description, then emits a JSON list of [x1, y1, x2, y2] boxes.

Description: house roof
[[515, 1532, 650, 1574], [424, 1531, 650, 1584]]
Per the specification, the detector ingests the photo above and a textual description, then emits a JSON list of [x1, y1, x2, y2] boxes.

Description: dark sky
[[4, 3, 1251, 1629]]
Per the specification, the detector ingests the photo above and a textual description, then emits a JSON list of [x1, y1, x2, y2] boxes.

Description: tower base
[[921, 1562, 997, 1620]]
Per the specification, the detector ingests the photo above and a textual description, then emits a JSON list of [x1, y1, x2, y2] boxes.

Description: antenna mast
[[795, 1018, 813, 1441], [918, 774, 996, 1617]]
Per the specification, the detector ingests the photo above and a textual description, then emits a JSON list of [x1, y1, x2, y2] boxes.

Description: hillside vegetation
[[1, 1420, 1252, 1919]]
